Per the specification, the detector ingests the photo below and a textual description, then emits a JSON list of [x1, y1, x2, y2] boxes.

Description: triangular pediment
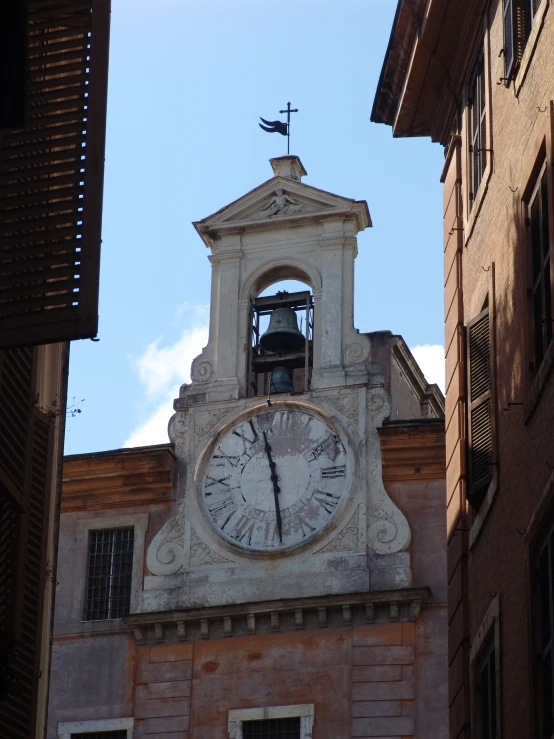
[[193, 173, 371, 244]]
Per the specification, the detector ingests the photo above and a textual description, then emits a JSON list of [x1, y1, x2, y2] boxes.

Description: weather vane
[[259, 102, 298, 155]]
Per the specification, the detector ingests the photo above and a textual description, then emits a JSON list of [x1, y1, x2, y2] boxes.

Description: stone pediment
[[193, 166, 370, 246]]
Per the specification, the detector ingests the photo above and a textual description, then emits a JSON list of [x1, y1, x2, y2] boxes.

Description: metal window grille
[[84, 529, 134, 621], [71, 732, 127, 739], [528, 165, 552, 371], [478, 645, 497, 739], [243, 718, 301, 738]]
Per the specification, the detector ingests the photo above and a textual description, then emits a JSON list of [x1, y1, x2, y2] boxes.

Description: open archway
[[248, 275, 314, 398]]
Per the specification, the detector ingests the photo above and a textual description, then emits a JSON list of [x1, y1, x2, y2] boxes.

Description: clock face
[[201, 407, 352, 551]]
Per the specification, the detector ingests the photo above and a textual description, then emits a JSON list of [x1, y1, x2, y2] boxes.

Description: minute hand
[[262, 431, 283, 543]]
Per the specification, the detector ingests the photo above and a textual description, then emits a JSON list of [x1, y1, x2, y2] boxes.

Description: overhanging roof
[[371, 0, 481, 143]]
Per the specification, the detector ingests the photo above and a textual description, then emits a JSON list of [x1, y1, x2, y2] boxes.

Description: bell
[[269, 366, 295, 393], [260, 307, 305, 353]]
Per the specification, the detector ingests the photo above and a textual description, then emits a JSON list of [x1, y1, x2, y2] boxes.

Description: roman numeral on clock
[[205, 475, 231, 491], [314, 490, 341, 514], [321, 465, 346, 478], [230, 513, 256, 544], [232, 420, 258, 451], [212, 448, 239, 465], [208, 496, 236, 517]]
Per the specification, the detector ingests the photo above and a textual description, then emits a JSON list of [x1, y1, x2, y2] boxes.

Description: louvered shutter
[[0, 1, 26, 128], [0, 0, 111, 349], [467, 307, 493, 505], [0, 407, 53, 739], [503, 0, 515, 81]]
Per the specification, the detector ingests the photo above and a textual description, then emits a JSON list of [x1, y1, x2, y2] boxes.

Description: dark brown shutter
[[0, 407, 53, 739], [0, 347, 35, 672], [0, 0, 111, 349], [515, 0, 530, 63], [0, 0, 27, 129], [467, 307, 493, 506]]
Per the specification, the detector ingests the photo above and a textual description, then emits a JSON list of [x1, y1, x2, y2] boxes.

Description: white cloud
[[410, 344, 445, 393], [123, 312, 208, 448]]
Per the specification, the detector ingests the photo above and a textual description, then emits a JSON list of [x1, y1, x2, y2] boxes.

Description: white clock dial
[[202, 407, 352, 551]]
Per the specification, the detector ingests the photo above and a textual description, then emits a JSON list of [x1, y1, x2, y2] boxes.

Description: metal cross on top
[[259, 102, 298, 155]]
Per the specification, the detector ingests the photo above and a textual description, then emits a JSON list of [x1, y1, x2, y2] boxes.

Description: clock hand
[[262, 431, 283, 543]]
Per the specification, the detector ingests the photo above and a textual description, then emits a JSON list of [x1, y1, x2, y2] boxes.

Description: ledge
[[124, 587, 431, 644]]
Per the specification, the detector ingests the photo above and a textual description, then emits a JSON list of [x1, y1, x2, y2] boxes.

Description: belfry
[[48, 156, 448, 739]]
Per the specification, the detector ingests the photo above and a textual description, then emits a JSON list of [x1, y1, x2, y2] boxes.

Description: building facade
[[373, 2, 554, 738], [0, 2, 110, 737], [47, 157, 448, 739]]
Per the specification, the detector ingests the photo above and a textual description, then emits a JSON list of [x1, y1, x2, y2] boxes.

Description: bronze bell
[[259, 307, 305, 353], [270, 366, 295, 393]]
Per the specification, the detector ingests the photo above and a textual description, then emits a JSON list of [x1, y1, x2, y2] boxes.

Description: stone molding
[[72, 513, 148, 622], [58, 717, 134, 739], [228, 704, 314, 739], [124, 587, 430, 645]]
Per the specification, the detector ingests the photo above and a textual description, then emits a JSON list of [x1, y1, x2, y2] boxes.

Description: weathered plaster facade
[[48, 159, 447, 738]]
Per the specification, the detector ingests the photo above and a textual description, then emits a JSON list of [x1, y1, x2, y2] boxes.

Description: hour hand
[[263, 431, 283, 543]]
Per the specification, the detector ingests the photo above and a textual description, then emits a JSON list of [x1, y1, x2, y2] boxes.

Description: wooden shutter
[[0, 0, 111, 349], [0, 407, 53, 739], [0, 0, 26, 129], [467, 307, 493, 505], [0, 347, 35, 672]]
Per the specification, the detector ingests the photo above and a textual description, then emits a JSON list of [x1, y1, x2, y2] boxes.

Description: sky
[[64, 0, 446, 455]]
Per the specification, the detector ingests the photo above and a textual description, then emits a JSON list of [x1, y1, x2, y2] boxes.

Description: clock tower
[[144, 156, 418, 610], [48, 155, 448, 739]]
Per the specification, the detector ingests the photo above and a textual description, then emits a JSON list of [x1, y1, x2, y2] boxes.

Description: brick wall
[[443, 5, 554, 739]]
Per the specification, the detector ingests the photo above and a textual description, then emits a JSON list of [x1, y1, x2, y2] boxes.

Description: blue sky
[[64, 0, 446, 454]]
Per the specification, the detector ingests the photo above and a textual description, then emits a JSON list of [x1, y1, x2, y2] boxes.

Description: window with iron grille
[[83, 529, 134, 621], [466, 305, 493, 508], [477, 644, 497, 739], [243, 718, 301, 739], [469, 51, 487, 203], [535, 523, 554, 739], [527, 164, 552, 372], [71, 732, 127, 739]]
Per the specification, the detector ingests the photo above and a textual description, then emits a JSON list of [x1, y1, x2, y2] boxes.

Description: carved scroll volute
[[146, 500, 186, 576], [168, 411, 189, 460], [365, 386, 411, 554]]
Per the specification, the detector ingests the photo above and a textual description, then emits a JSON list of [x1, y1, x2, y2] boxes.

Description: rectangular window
[[503, 0, 544, 79], [467, 305, 493, 508], [83, 529, 134, 621], [71, 733, 127, 739], [527, 165, 552, 371], [478, 645, 497, 739], [535, 524, 554, 739], [469, 51, 486, 202], [243, 719, 301, 739]]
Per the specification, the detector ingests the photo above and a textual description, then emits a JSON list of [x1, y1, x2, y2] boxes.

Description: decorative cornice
[[124, 587, 430, 645]]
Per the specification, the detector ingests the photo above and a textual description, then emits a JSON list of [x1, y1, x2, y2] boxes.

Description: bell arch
[[240, 257, 322, 302]]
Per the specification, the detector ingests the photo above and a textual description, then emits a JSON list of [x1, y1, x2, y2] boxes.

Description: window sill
[[53, 617, 127, 637], [514, 0, 549, 96], [469, 470, 498, 550], [524, 339, 554, 422]]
